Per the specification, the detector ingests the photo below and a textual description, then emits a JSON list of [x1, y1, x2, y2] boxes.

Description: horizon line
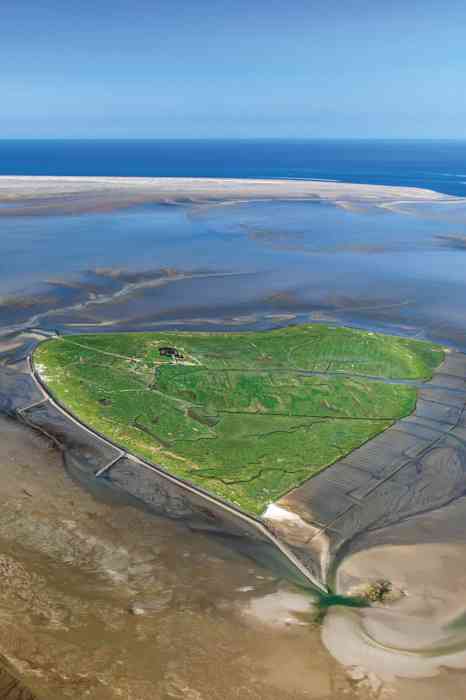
[[1, 136, 466, 143]]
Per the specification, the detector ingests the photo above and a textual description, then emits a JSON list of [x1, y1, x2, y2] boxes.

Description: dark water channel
[[3, 197, 466, 698]]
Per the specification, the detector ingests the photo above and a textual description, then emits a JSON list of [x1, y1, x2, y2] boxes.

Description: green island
[[34, 326, 443, 515]]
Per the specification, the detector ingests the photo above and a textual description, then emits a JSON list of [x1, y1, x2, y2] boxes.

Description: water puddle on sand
[[2, 194, 466, 697]]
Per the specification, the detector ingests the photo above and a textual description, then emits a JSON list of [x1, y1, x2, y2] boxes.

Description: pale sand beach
[[0, 176, 457, 217]]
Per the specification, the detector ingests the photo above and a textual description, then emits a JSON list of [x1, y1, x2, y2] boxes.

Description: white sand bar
[[0, 176, 458, 217]]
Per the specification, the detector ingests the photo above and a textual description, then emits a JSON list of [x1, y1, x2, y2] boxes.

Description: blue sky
[[2, 0, 465, 138]]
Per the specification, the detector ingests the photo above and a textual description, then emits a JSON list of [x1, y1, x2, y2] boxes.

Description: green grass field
[[34, 325, 443, 515]]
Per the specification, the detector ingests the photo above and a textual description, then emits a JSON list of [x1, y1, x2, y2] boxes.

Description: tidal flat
[[3, 177, 466, 698]]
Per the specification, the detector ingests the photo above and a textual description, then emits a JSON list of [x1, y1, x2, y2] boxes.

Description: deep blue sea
[[1, 139, 466, 196]]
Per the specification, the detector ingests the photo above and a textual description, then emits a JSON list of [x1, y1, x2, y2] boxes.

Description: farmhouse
[[159, 346, 184, 359]]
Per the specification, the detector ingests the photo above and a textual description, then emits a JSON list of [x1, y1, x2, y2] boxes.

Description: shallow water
[[3, 198, 466, 349], [2, 194, 466, 697]]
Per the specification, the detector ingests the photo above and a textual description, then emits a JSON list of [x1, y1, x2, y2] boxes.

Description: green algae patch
[[34, 325, 443, 515]]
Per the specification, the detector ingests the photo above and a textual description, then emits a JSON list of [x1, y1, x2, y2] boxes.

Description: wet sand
[[323, 540, 466, 697], [0, 413, 361, 700]]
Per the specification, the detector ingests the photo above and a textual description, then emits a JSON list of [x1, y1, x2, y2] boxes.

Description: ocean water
[[2, 138, 466, 196]]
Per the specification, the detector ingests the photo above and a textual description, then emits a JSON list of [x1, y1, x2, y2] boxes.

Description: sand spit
[[0, 176, 457, 217]]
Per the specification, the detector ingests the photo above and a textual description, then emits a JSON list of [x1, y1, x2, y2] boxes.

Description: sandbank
[[0, 175, 457, 217]]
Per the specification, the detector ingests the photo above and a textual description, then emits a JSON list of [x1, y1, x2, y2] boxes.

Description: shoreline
[[0, 175, 459, 218]]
